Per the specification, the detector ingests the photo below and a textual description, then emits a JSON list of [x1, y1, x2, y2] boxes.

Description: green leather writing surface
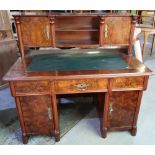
[[27, 50, 128, 72]]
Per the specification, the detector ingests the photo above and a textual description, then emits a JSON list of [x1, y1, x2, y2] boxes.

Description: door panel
[[107, 91, 139, 128], [19, 95, 54, 134], [102, 17, 132, 45], [20, 17, 52, 47]]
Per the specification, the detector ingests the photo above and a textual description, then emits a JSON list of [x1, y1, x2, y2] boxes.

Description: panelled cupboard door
[[20, 17, 52, 47], [19, 95, 54, 134], [107, 91, 139, 128], [102, 17, 132, 45]]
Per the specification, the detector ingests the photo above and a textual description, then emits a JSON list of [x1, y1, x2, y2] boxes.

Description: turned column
[[50, 16, 56, 48], [99, 16, 105, 46], [14, 16, 25, 58], [128, 15, 138, 55]]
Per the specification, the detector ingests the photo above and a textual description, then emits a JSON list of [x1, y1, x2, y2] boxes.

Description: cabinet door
[[107, 91, 139, 128], [19, 95, 54, 134], [102, 17, 132, 45], [20, 17, 52, 47]]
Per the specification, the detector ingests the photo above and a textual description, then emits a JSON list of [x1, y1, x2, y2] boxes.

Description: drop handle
[[109, 102, 113, 114], [104, 24, 108, 38], [48, 107, 53, 120], [74, 83, 90, 91], [45, 25, 50, 40]]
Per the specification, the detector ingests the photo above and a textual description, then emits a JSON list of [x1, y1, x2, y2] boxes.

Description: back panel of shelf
[[55, 16, 100, 47]]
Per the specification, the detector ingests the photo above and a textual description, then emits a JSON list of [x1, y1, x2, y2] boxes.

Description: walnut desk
[[3, 49, 153, 144]]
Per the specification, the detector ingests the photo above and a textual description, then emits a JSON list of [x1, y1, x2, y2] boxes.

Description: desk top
[[3, 49, 153, 81]]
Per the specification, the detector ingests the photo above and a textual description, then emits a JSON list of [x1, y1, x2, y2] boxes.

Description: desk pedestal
[[8, 75, 148, 144], [98, 91, 143, 138]]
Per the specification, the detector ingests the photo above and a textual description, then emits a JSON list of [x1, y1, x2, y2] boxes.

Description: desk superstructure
[[3, 14, 153, 144], [14, 14, 137, 57]]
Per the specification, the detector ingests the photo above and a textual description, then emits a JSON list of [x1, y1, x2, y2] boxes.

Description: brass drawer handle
[[104, 24, 108, 38], [45, 25, 50, 40], [109, 102, 113, 114], [74, 83, 90, 91], [47, 107, 52, 120]]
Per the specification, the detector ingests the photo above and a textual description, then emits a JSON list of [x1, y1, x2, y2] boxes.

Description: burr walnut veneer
[[3, 14, 153, 144], [13, 14, 137, 58], [3, 49, 153, 144]]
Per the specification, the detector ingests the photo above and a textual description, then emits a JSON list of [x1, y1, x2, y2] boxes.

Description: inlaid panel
[[20, 17, 52, 47], [14, 81, 50, 94], [20, 95, 54, 134], [107, 91, 139, 128], [102, 17, 132, 45], [112, 77, 144, 90], [54, 79, 108, 94]]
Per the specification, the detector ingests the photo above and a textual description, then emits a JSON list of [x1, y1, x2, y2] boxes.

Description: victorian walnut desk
[[3, 14, 153, 144], [3, 49, 153, 144]]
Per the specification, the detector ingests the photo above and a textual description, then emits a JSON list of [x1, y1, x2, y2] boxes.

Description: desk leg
[[100, 92, 109, 138], [130, 91, 143, 136], [131, 126, 137, 136], [151, 34, 155, 56], [142, 32, 149, 60], [22, 134, 30, 144], [15, 96, 29, 144], [97, 93, 104, 118], [51, 93, 60, 142], [97, 93, 107, 138]]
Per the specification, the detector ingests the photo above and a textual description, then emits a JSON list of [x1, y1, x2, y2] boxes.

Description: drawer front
[[14, 81, 50, 94], [112, 77, 144, 90], [54, 79, 108, 94]]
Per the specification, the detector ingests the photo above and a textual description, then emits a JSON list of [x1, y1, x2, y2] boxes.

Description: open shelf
[[55, 16, 100, 32], [55, 16, 100, 48], [56, 27, 99, 32], [56, 29, 99, 32], [56, 40, 99, 48]]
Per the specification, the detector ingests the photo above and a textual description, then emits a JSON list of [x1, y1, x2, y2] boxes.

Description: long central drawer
[[54, 78, 108, 94]]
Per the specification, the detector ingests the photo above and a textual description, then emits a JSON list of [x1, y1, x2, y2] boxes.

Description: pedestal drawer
[[112, 77, 144, 90], [14, 81, 50, 95], [54, 79, 108, 94]]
